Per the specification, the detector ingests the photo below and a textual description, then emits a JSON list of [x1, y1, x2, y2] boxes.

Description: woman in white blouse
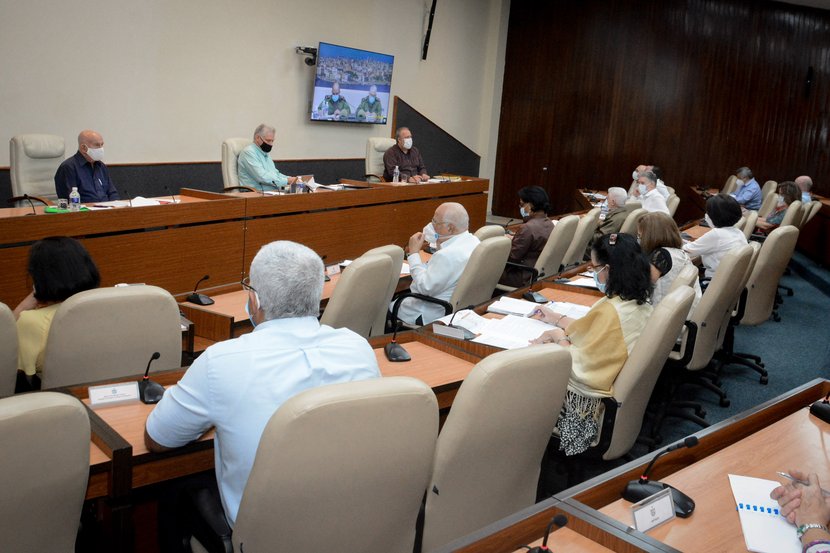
[[683, 193, 747, 278]]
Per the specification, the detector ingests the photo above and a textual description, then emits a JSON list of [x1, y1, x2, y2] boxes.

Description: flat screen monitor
[[310, 42, 394, 125]]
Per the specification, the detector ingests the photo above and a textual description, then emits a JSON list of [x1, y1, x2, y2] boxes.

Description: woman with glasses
[[530, 233, 652, 455], [499, 185, 553, 288]]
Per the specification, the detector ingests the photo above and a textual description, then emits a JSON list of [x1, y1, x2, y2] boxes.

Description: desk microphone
[[524, 514, 568, 552], [23, 194, 36, 216], [446, 305, 476, 340], [139, 352, 165, 404], [384, 298, 412, 362], [187, 275, 215, 305], [622, 436, 699, 517], [124, 188, 133, 207], [810, 391, 830, 423], [163, 185, 177, 204]]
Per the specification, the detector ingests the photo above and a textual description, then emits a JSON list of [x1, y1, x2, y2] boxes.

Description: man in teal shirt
[[237, 124, 297, 191]]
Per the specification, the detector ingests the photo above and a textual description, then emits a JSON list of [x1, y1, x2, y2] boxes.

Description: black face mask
[[259, 141, 273, 153]]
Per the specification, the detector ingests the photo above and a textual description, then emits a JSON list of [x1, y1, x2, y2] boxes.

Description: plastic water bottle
[[297, 176, 305, 193], [69, 187, 81, 212], [393, 165, 400, 183]]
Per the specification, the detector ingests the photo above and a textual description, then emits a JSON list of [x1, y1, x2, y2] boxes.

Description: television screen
[[310, 42, 394, 124]]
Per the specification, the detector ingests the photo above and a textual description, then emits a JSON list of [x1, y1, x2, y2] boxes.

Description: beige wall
[[0, 0, 508, 191]]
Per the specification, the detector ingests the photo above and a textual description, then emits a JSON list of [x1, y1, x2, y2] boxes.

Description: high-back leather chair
[[561, 209, 599, 267], [365, 137, 396, 181], [758, 192, 779, 218], [801, 201, 821, 227], [420, 345, 571, 552], [780, 200, 803, 228], [363, 244, 405, 337], [9, 133, 65, 205], [666, 193, 680, 217], [0, 392, 90, 553], [320, 253, 394, 338], [0, 303, 17, 397], [722, 174, 738, 195], [742, 226, 799, 326], [221, 138, 253, 189], [473, 225, 506, 241], [230, 377, 438, 553], [740, 210, 758, 239], [447, 235, 511, 310], [619, 208, 647, 235], [760, 180, 777, 201], [41, 285, 182, 388], [668, 264, 700, 295]]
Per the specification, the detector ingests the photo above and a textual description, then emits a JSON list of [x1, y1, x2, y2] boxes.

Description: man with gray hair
[[730, 166, 762, 211], [796, 175, 813, 204], [593, 187, 629, 245], [383, 127, 430, 183], [636, 171, 670, 215], [237, 124, 298, 191], [145, 240, 380, 526], [393, 202, 480, 325]]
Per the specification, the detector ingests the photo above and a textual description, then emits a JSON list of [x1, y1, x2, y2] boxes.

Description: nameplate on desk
[[326, 263, 341, 276], [88, 381, 140, 408], [631, 487, 675, 532], [432, 323, 467, 340]]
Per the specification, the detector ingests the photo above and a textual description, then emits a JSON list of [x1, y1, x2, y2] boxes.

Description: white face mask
[[520, 206, 529, 218], [632, 170, 639, 180], [705, 213, 714, 227], [735, 179, 744, 188], [777, 196, 786, 207], [402, 137, 413, 150], [638, 184, 648, 196], [423, 222, 437, 246], [86, 146, 105, 162]]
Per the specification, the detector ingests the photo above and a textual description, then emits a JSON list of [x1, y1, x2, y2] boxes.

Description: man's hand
[[408, 232, 425, 255]]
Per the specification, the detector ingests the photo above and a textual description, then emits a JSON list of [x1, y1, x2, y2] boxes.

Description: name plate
[[325, 263, 341, 276], [432, 323, 467, 340], [89, 381, 140, 408], [632, 487, 676, 532]]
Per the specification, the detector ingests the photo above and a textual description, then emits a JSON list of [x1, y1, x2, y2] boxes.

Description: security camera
[[295, 46, 318, 66], [304, 56, 316, 67]]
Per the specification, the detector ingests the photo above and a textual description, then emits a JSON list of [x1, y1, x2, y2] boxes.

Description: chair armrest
[[504, 261, 540, 285], [667, 320, 699, 369], [8, 195, 53, 206], [365, 173, 386, 183], [389, 292, 453, 328], [223, 186, 257, 193], [180, 485, 233, 553]]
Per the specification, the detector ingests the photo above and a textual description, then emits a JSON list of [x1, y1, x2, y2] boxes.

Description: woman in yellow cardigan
[[531, 232, 652, 455]]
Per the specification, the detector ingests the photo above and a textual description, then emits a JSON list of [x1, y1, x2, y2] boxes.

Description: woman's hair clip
[[609, 233, 618, 245]]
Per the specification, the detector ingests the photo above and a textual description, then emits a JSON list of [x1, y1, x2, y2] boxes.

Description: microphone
[[810, 391, 830, 423], [163, 185, 177, 204], [384, 298, 412, 362], [445, 305, 476, 340], [187, 274, 215, 306], [622, 436, 699, 517], [525, 514, 568, 552], [23, 194, 36, 216], [138, 352, 165, 404], [124, 188, 133, 207]]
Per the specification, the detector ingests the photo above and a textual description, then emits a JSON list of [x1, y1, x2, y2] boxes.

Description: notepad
[[486, 297, 540, 317], [728, 474, 800, 553]]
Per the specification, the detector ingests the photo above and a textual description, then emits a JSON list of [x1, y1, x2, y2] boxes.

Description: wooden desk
[[442, 379, 830, 553]]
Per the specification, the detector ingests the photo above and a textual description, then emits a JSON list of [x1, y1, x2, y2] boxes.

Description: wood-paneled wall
[[493, 0, 830, 217]]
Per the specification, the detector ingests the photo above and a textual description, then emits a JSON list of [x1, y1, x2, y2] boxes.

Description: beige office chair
[[722, 174, 738, 195], [0, 392, 89, 553], [320, 253, 393, 338], [365, 137, 396, 181], [221, 138, 254, 190], [760, 180, 777, 200], [363, 244, 405, 337], [740, 210, 758, 239], [561, 209, 599, 267], [666, 193, 680, 217], [801, 200, 821, 227], [668, 264, 700, 295], [447, 235, 511, 310], [228, 377, 438, 553], [9, 133, 65, 206], [619, 208, 647, 235], [0, 303, 17, 397], [41, 285, 182, 388], [666, 186, 676, 195], [780, 200, 803, 228], [582, 286, 695, 462], [758, 192, 778, 218], [473, 224, 506, 241], [420, 345, 571, 552]]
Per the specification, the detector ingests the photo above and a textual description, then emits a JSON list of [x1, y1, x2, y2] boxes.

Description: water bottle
[[393, 165, 400, 183], [69, 187, 81, 212], [297, 176, 305, 193]]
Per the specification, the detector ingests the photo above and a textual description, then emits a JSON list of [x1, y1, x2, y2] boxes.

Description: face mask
[[777, 196, 786, 207], [403, 137, 413, 150], [600, 199, 608, 214], [368, 96, 376, 104], [520, 206, 529, 218], [638, 184, 648, 196], [704, 213, 714, 227], [632, 170, 638, 180], [259, 141, 273, 153], [331, 94, 340, 102], [593, 271, 607, 293], [86, 147, 105, 162], [735, 179, 744, 187]]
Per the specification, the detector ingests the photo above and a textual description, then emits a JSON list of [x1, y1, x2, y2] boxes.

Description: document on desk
[[400, 262, 411, 275], [564, 277, 599, 289], [487, 297, 541, 317], [435, 310, 490, 335], [728, 474, 800, 553], [472, 315, 554, 349]]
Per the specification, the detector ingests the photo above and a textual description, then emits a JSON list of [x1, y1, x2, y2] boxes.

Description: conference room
[[2, 0, 830, 552]]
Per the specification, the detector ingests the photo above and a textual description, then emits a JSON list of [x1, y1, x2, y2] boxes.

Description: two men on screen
[[383, 127, 430, 183], [54, 130, 120, 203], [237, 124, 299, 191]]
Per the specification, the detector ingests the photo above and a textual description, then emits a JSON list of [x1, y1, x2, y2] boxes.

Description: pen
[[777, 472, 830, 497]]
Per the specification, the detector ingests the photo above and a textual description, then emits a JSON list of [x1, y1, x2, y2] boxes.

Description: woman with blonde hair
[[638, 212, 702, 309]]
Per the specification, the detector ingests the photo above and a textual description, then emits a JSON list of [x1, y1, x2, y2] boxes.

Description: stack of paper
[[564, 277, 599, 289], [728, 474, 800, 553], [486, 297, 541, 316], [472, 315, 554, 349]]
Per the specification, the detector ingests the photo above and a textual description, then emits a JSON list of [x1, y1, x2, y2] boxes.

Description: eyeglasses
[[241, 276, 257, 294], [432, 219, 449, 226]]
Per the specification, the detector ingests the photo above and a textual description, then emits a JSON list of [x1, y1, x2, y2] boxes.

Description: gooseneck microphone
[[447, 305, 476, 340], [187, 275, 215, 306], [622, 436, 699, 517], [524, 514, 568, 552], [23, 194, 37, 215], [139, 352, 165, 404], [163, 185, 177, 204], [810, 390, 830, 423], [384, 299, 412, 362], [124, 188, 133, 207]]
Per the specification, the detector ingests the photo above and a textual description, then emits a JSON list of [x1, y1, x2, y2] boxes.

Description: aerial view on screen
[[311, 42, 394, 124]]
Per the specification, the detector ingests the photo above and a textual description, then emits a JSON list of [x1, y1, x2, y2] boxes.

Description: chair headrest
[[14, 134, 65, 159]]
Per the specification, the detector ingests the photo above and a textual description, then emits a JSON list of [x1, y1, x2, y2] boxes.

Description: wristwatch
[[797, 523, 829, 538]]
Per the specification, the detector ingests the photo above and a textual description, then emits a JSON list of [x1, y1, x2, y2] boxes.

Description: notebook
[[728, 474, 800, 553]]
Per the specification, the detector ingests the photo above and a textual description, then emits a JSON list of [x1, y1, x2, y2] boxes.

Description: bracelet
[[556, 337, 571, 345], [803, 540, 830, 553], [554, 314, 566, 327], [797, 524, 829, 539]]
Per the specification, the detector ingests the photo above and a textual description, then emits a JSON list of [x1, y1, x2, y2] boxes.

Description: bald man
[[356, 85, 383, 120], [796, 175, 813, 204], [54, 130, 119, 202], [392, 202, 480, 325]]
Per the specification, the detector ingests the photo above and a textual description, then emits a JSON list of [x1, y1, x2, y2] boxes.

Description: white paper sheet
[[728, 474, 800, 553]]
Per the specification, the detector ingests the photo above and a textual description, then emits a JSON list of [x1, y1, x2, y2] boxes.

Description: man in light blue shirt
[[796, 175, 813, 204], [730, 166, 762, 211], [145, 240, 380, 526], [237, 124, 298, 191]]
